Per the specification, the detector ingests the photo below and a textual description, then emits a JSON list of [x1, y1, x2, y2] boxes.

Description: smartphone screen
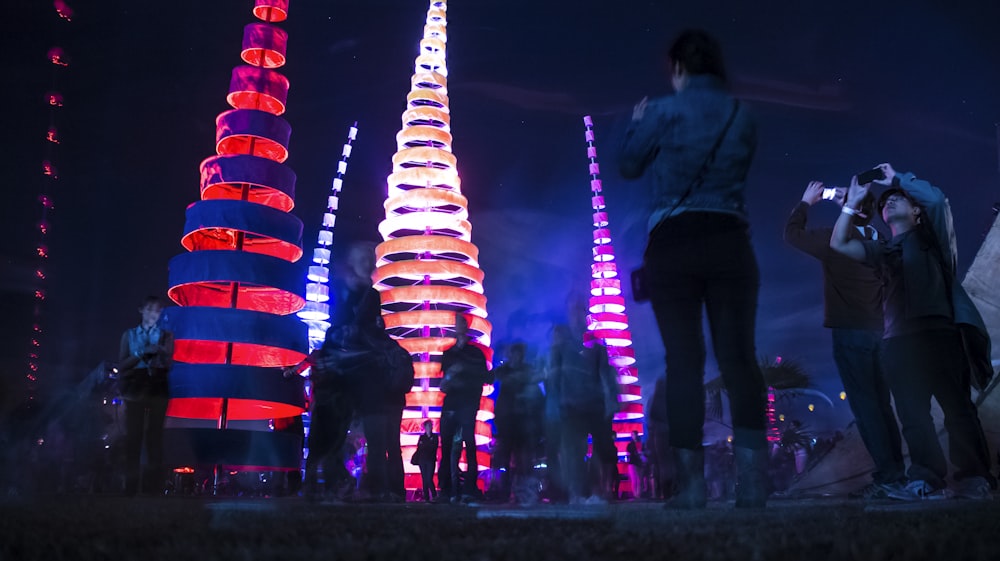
[[856, 168, 885, 185]]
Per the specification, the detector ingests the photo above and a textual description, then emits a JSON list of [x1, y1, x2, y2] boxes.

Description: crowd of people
[[11, 28, 994, 507]]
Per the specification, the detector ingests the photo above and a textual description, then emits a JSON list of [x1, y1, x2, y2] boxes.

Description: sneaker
[[890, 479, 949, 501], [848, 482, 898, 500], [952, 476, 993, 500]]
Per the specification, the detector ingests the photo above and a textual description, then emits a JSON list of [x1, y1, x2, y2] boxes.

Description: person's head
[[505, 341, 526, 366], [138, 296, 164, 327], [632, 430, 640, 441], [667, 29, 727, 91], [345, 241, 377, 286], [878, 188, 921, 232], [422, 419, 433, 435]]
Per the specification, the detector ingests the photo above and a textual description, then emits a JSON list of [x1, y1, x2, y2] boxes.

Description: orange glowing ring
[[373, 260, 484, 290], [415, 54, 447, 77], [412, 361, 442, 379], [401, 417, 439, 435], [384, 188, 468, 219], [396, 336, 455, 355], [402, 106, 451, 129], [419, 37, 446, 56], [411, 71, 448, 93], [407, 89, 449, 110], [427, 6, 447, 21], [383, 311, 492, 345], [406, 390, 444, 407], [395, 126, 454, 151], [423, 24, 446, 41], [378, 213, 472, 242], [381, 286, 487, 315], [392, 146, 457, 172], [376, 235, 479, 266], [387, 170, 460, 197]]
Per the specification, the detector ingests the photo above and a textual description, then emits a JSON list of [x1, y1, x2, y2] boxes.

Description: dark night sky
[[3, 0, 1000, 432]]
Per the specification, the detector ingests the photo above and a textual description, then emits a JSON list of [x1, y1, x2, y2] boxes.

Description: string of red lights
[[26, 1, 74, 411]]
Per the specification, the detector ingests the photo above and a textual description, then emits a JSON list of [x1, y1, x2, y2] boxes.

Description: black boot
[[734, 446, 769, 509], [667, 447, 706, 509]]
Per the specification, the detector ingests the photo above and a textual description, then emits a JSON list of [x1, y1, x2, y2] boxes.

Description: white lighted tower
[[373, 0, 494, 490]]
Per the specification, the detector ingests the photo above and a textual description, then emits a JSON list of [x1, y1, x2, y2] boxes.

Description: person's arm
[[118, 330, 141, 371], [784, 181, 835, 259], [830, 176, 868, 262], [618, 96, 672, 179]]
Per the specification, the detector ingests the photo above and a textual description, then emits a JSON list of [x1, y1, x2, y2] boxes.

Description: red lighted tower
[[163, 0, 308, 474], [373, 0, 494, 490], [581, 115, 645, 490]]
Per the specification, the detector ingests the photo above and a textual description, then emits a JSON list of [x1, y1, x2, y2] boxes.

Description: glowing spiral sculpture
[[163, 0, 308, 471], [298, 123, 359, 352], [581, 116, 645, 476], [374, 0, 494, 488]]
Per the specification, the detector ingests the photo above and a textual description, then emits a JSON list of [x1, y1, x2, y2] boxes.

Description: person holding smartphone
[[830, 163, 995, 500], [784, 180, 906, 499]]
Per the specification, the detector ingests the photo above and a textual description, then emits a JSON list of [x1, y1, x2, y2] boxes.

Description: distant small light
[[726, 435, 733, 443], [778, 414, 785, 422], [808, 404, 815, 412], [839, 391, 847, 401]]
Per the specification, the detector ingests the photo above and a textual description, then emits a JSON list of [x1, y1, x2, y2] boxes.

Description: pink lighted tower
[[581, 116, 645, 485], [373, 0, 494, 490]]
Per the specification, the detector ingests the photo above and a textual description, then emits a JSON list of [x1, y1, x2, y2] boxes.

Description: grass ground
[[2, 494, 998, 561]]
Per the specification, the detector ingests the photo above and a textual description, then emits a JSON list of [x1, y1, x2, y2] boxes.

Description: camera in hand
[[856, 167, 885, 185], [821, 188, 838, 200]]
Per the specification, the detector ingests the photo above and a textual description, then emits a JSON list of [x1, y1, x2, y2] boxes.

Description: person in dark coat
[[437, 312, 493, 503], [784, 180, 905, 499], [548, 297, 619, 505], [414, 419, 439, 501], [117, 295, 174, 496], [355, 305, 414, 503], [491, 341, 545, 504], [831, 164, 995, 500]]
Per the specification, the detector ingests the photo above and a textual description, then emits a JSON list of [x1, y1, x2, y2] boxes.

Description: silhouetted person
[[784, 180, 906, 499], [831, 163, 995, 500], [355, 305, 414, 503], [491, 341, 545, 504], [618, 28, 768, 508], [548, 297, 619, 504], [414, 420, 439, 501], [117, 295, 174, 496], [437, 312, 492, 504], [299, 241, 378, 500], [626, 430, 647, 499]]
